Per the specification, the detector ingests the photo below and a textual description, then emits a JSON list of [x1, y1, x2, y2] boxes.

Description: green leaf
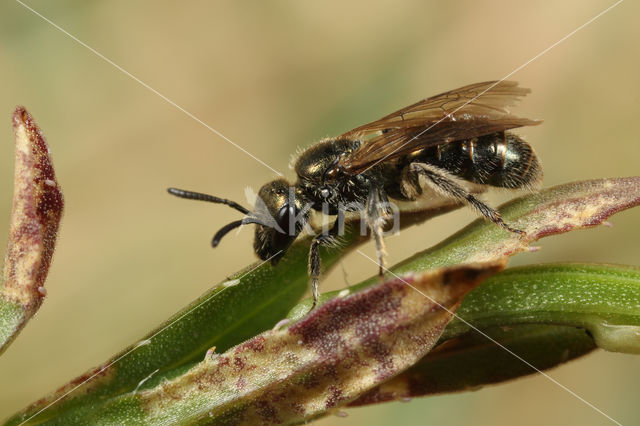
[[289, 177, 640, 318], [351, 324, 596, 405], [5, 200, 459, 425], [80, 263, 504, 425], [351, 263, 640, 406], [6, 177, 640, 425], [443, 263, 640, 352], [5, 234, 327, 425]]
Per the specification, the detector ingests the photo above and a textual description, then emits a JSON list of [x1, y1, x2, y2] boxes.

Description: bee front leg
[[308, 237, 324, 309], [366, 186, 391, 278], [410, 162, 524, 234], [308, 220, 340, 309]]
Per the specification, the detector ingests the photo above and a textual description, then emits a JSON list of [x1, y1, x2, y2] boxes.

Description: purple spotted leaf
[[351, 262, 640, 406], [85, 262, 505, 424], [5, 176, 640, 425], [0, 107, 63, 355], [4, 196, 469, 425], [288, 177, 640, 315]]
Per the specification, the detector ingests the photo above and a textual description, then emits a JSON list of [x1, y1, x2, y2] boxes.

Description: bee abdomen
[[424, 132, 542, 189]]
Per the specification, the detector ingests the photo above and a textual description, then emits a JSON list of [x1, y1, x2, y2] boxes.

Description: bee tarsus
[[408, 162, 524, 235]]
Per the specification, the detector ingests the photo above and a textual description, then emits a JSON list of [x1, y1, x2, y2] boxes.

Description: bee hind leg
[[410, 162, 524, 235]]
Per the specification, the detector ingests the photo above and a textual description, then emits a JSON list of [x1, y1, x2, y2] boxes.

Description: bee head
[[252, 179, 309, 264], [167, 179, 309, 266]]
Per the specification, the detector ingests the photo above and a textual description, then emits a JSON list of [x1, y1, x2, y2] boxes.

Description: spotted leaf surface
[[0, 107, 63, 355], [6, 178, 640, 425], [290, 177, 640, 315], [90, 262, 503, 425], [351, 263, 640, 406]]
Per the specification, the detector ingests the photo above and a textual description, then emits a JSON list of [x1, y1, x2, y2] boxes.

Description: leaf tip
[[2, 106, 63, 312]]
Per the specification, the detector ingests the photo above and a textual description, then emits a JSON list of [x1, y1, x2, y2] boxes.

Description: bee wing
[[338, 81, 541, 175]]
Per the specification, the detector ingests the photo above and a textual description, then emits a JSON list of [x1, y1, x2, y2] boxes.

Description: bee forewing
[[338, 81, 541, 175]]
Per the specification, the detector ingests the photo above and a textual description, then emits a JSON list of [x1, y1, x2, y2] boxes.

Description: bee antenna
[[167, 187, 250, 215], [211, 217, 266, 247], [212, 220, 243, 247]]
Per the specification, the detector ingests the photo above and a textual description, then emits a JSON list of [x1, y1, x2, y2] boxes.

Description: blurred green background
[[1, 1, 638, 424]]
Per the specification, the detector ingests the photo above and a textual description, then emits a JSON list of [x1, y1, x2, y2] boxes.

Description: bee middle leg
[[409, 162, 524, 234]]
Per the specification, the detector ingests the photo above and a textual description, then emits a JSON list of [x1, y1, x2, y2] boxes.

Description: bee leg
[[308, 220, 340, 310], [410, 162, 524, 234], [366, 186, 391, 278], [308, 238, 323, 309]]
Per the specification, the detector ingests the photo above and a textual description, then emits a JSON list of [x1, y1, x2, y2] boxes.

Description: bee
[[169, 81, 542, 307]]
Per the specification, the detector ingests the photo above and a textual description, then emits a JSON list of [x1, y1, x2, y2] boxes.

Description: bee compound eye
[[276, 204, 299, 236]]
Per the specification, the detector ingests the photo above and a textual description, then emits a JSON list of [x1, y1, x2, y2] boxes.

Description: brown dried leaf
[[0, 107, 63, 354]]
